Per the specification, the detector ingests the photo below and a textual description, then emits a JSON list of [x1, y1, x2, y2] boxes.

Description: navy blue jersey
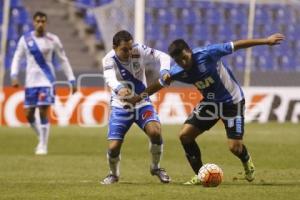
[[164, 42, 244, 104]]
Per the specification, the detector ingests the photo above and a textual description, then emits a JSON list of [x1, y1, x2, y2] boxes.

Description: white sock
[[40, 123, 50, 147], [30, 122, 41, 137], [150, 143, 163, 170], [107, 153, 120, 177]]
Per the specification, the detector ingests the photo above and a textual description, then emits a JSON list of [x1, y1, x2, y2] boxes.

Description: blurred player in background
[[10, 11, 76, 155], [126, 33, 285, 184], [101, 30, 171, 184]]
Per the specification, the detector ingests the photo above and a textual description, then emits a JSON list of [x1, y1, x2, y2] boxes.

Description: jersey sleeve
[[10, 36, 26, 78], [53, 35, 75, 83], [206, 42, 234, 61], [158, 64, 183, 87], [102, 57, 125, 93]]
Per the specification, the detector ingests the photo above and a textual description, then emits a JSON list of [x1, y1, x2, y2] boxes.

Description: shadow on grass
[[115, 180, 300, 187], [223, 180, 300, 186]]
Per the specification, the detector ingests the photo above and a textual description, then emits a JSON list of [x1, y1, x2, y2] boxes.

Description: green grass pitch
[[0, 122, 299, 200]]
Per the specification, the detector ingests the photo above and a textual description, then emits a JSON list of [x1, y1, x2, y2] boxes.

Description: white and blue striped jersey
[[163, 42, 244, 104], [10, 31, 75, 88], [103, 43, 171, 108]]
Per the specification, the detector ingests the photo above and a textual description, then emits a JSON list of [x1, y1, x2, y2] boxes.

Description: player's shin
[[107, 150, 121, 177], [39, 118, 50, 148], [232, 144, 255, 181], [149, 142, 163, 170], [29, 121, 41, 137], [182, 140, 203, 174], [236, 144, 250, 163]]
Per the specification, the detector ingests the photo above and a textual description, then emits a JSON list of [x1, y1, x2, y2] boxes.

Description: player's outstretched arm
[[125, 73, 171, 105], [124, 80, 164, 105], [233, 33, 285, 51]]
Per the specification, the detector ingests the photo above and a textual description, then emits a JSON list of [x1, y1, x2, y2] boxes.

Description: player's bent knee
[[179, 132, 193, 144], [228, 142, 243, 154], [145, 123, 161, 137]]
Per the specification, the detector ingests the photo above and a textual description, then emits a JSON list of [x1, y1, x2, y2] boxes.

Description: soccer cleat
[[243, 156, 255, 182], [100, 174, 119, 185], [150, 168, 171, 183], [35, 144, 47, 155], [183, 175, 201, 185]]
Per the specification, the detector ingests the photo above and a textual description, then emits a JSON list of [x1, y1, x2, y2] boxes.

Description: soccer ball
[[198, 163, 223, 187]]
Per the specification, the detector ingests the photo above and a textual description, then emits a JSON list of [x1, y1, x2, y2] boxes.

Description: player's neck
[[35, 30, 46, 37], [115, 55, 130, 63]]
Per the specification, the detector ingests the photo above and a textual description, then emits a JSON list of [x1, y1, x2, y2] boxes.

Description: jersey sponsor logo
[[194, 76, 215, 90], [142, 110, 153, 120]]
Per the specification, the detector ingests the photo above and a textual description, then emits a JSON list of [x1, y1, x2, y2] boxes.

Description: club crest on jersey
[[132, 62, 140, 70], [142, 110, 153, 120]]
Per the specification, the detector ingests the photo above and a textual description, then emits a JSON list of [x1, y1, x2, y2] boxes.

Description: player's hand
[[11, 78, 20, 88], [162, 72, 172, 85], [266, 33, 285, 45], [118, 87, 132, 99], [124, 95, 142, 106]]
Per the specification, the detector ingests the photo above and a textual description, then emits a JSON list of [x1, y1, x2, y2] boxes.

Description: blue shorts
[[24, 87, 55, 108], [107, 105, 160, 140]]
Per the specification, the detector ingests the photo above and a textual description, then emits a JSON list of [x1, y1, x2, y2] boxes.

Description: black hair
[[113, 30, 133, 47], [168, 39, 191, 58], [33, 11, 47, 20]]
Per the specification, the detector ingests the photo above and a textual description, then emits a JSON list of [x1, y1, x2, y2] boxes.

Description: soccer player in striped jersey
[[125, 33, 285, 184], [101, 30, 171, 184], [10, 11, 76, 155]]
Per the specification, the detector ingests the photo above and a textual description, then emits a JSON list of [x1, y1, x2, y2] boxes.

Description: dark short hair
[[33, 11, 47, 20], [113, 30, 133, 47], [168, 39, 191, 58]]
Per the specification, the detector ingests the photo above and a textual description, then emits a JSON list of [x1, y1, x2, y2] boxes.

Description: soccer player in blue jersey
[[125, 33, 285, 184]]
